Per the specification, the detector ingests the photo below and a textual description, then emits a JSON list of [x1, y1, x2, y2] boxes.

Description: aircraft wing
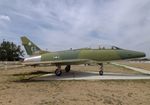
[[22, 59, 89, 66]]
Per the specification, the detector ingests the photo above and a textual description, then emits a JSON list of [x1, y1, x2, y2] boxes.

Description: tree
[[0, 40, 24, 61]]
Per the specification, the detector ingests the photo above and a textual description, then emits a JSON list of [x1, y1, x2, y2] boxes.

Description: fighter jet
[[21, 36, 146, 76]]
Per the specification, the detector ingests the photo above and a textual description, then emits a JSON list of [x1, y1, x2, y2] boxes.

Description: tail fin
[[21, 36, 48, 56]]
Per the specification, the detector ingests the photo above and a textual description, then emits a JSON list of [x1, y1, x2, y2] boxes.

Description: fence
[[0, 61, 23, 70]]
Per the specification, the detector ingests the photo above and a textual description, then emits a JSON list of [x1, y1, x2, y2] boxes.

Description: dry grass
[[0, 64, 150, 105]]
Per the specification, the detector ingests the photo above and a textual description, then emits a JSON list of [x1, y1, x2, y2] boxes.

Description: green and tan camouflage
[[21, 36, 49, 56], [22, 37, 146, 76], [24, 48, 145, 64]]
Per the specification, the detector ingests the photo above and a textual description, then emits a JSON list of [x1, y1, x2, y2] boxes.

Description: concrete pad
[[111, 63, 150, 75], [32, 71, 150, 81]]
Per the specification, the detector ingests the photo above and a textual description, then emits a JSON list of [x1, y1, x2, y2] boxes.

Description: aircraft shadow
[[14, 70, 149, 82], [31, 70, 146, 81]]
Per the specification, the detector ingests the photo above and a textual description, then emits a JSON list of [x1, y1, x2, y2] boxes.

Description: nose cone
[[128, 51, 146, 58], [137, 52, 146, 58], [119, 50, 146, 59]]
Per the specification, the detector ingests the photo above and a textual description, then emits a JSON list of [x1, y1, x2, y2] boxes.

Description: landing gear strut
[[55, 65, 62, 76], [98, 63, 103, 75], [65, 65, 71, 72]]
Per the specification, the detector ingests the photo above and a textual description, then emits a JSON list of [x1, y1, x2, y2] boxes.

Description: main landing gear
[[65, 65, 71, 72], [55, 65, 71, 76], [98, 63, 104, 75], [55, 65, 62, 76], [54, 64, 103, 76]]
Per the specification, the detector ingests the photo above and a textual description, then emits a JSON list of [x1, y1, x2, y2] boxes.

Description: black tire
[[99, 70, 103, 75], [65, 65, 71, 72], [55, 69, 62, 76]]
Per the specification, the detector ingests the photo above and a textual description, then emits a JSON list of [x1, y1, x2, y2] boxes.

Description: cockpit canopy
[[76, 45, 122, 50]]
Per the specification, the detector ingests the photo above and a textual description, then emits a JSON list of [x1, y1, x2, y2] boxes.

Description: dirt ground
[[0, 64, 150, 105]]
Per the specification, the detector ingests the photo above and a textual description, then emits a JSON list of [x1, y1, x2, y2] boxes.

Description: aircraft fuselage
[[24, 49, 145, 62]]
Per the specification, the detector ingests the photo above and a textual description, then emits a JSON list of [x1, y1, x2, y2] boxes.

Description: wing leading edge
[[22, 59, 89, 66]]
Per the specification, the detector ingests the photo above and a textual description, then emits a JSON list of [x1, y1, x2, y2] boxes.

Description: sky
[[0, 0, 150, 57]]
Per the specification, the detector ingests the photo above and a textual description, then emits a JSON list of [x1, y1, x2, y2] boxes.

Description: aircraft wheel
[[55, 69, 62, 76], [65, 65, 71, 72], [99, 70, 103, 75]]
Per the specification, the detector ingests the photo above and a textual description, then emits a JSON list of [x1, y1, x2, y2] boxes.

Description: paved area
[[128, 61, 150, 63], [32, 71, 150, 81], [111, 62, 150, 75]]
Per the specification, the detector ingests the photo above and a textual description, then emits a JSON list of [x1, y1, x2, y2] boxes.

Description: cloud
[[0, 14, 11, 29], [0, 0, 150, 57], [0, 15, 10, 21]]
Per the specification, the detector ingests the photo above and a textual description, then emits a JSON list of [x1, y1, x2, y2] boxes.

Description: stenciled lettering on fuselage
[[53, 56, 60, 59]]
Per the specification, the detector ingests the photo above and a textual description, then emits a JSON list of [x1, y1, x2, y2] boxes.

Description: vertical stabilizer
[[21, 36, 44, 56]]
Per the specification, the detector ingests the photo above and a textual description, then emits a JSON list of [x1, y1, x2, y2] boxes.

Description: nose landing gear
[[98, 63, 103, 75]]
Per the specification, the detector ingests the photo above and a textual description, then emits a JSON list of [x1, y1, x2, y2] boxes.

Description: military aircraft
[[21, 36, 146, 76]]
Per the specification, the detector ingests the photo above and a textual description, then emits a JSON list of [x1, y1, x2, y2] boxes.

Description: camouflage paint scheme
[[21, 36, 146, 76], [21, 36, 145, 66], [21, 36, 49, 56], [40, 49, 145, 64]]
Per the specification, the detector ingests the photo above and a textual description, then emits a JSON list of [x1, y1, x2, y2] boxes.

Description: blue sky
[[0, 0, 150, 57]]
